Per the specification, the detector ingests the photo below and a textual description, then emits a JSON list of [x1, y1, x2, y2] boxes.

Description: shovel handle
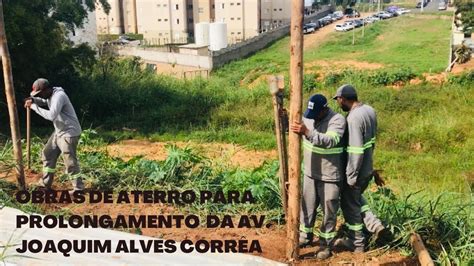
[[26, 107, 31, 170]]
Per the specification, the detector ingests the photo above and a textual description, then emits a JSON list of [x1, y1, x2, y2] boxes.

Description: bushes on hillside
[[448, 70, 474, 85], [324, 68, 417, 86]]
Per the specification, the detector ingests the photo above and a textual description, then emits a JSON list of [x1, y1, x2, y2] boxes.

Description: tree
[[1, 0, 109, 91], [454, 0, 474, 34]]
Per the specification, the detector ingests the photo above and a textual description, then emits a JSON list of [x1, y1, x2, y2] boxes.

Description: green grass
[[304, 15, 452, 73]]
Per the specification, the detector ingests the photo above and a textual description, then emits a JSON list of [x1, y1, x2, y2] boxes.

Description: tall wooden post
[[287, 0, 304, 261], [269, 75, 289, 218], [0, 0, 26, 190]]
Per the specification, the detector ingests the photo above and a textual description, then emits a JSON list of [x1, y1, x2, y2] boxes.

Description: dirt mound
[[107, 140, 277, 169], [451, 59, 474, 74]]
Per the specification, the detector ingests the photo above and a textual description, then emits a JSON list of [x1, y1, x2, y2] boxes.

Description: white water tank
[[209, 22, 228, 51], [195, 22, 210, 46]]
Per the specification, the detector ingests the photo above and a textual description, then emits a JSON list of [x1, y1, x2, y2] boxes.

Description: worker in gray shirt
[[332, 84, 391, 252], [24, 78, 84, 192], [291, 94, 346, 259]]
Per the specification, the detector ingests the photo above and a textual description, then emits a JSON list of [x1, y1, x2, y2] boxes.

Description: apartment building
[[192, 0, 215, 23], [260, 0, 291, 31], [96, 0, 123, 34], [135, 0, 190, 44], [214, 0, 260, 43], [96, 0, 292, 45]]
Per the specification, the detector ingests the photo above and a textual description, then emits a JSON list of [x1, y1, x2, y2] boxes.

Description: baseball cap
[[31, 78, 50, 97], [333, 84, 357, 100], [303, 94, 328, 119]]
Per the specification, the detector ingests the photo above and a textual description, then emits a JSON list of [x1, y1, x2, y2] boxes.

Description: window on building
[[279, 20, 282, 23], [177, 19, 180, 24], [163, 4, 167, 7], [188, 18, 194, 23], [231, 32, 235, 35], [159, 33, 162, 36], [237, 3, 241, 5], [237, 32, 241, 35], [188, 4, 193, 9], [157, 4, 161, 7], [176, 4, 179, 10], [230, 3, 234, 5], [273, 8, 277, 11], [221, 3, 224, 9], [158, 19, 162, 21], [164, 18, 168, 21], [212, 4, 215, 9], [231, 17, 234, 20], [237, 17, 241, 20]]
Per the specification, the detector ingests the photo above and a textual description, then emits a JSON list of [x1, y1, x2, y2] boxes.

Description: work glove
[[373, 170, 385, 187]]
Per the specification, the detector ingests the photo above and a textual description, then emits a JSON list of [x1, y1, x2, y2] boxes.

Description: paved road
[[412, 0, 444, 12]]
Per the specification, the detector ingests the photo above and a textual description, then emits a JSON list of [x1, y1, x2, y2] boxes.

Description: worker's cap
[[333, 84, 357, 100], [304, 94, 328, 119], [30, 78, 50, 97]]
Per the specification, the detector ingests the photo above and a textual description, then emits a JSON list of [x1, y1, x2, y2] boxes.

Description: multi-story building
[[96, 0, 123, 34], [135, 0, 190, 44], [96, 0, 292, 45], [214, 0, 260, 43], [260, 0, 291, 31], [192, 0, 215, 23]]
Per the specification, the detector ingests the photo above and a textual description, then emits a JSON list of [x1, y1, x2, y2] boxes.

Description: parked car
[[386, 9, 399, 17], [306, 22, 320, 30], [347, 19, 363, 28], [367, 16, 381, 22], [329, 14, 339, 21], [346, 11, 361, 18], [344, 8, 360, 17], [333, 11, 344, 19], [303, 25, 316, 34], [335, 23, 353, 32], [416, 1, 428, 8], [374, 12, 392, 19], [335, 24, 347, 32], [353, 19, 364, 28], [438, 2, 447, 10], [396, 8, 411, 15], [320, 16, 333, 25]]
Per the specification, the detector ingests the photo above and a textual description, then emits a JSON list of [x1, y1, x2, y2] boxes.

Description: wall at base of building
[[212, 6, 332, 68]]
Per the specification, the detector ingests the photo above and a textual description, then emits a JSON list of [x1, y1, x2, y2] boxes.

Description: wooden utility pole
[[0, 0, 26, 190], [287, 0, 304, 262], [268, 75, 289, 218]]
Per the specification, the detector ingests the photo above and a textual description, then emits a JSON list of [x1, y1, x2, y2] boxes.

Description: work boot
[[334, 238, 354, 251], [34, 179, 52, 191], [354, 246, 365, 253], [299, 232, 313, 248], [316, 247, 332, 259], [334, 238, 365, 253], [375, 226, 394, 246]]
